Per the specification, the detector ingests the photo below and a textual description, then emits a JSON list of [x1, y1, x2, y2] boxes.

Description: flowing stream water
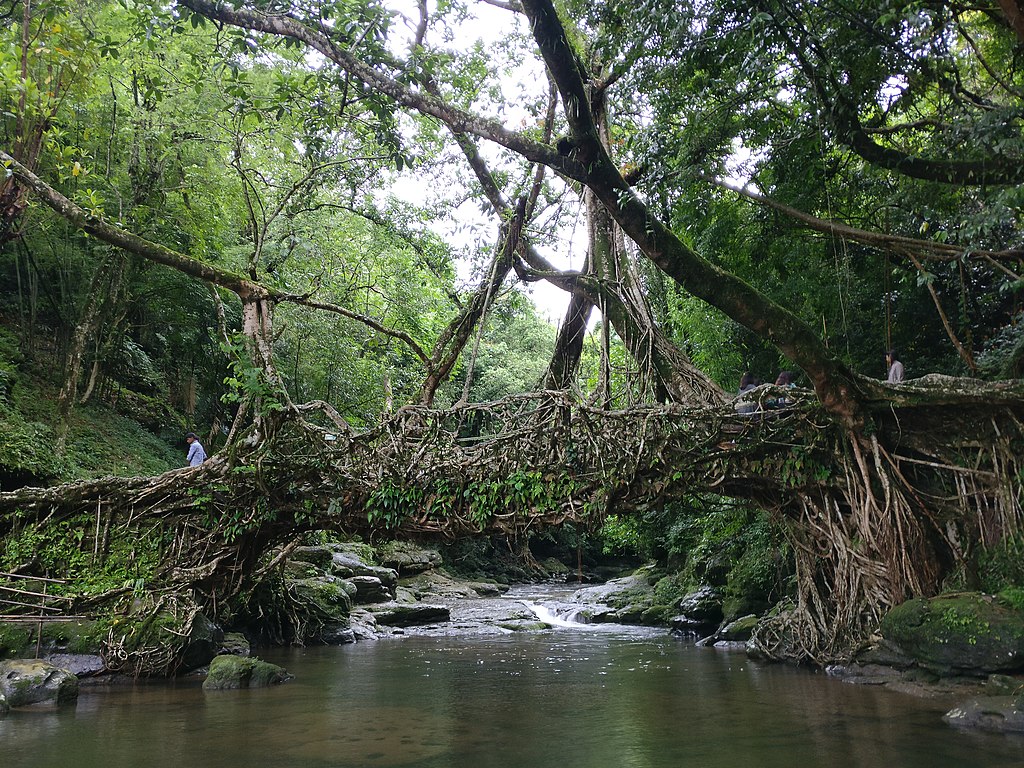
[[3, 585, 1024, 768]]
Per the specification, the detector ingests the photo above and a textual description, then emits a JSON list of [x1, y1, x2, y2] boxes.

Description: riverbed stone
[[944, 697, 1024, 733], [0, 659, 79, 707], [0, 690, 8, 716], [985, 673, 1024, 696], [44, 653, 106, 677], [202, 654, 290, 690], [289, 545, 335, 571], [880, 593, 1024, 675], [400, 570, 508, 601], [376, 541, 443, 575], [219, 633, 251, 657], [349, 609, 381, 640], [677, 586, 725, 625], [328, 550, 399, 589], [347, 575, 394, 604], [369, 602, 450, 627], [718, 614, 759, 641]]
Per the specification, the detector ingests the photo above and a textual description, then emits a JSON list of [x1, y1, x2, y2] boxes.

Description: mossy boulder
[[289, 546, 335, 571], [286, 577, 352, 618], [219, 633, 251, 657], [881, 593, 1024, 675], [202, 654, 290, 690], [285, 577, 353, 644], [0, 659, 79, 707], [376, 541, 443, 575], [718, 614, 759, 641]]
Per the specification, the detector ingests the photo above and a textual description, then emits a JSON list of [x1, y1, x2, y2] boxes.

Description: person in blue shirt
[[185, 432, 207, 466]]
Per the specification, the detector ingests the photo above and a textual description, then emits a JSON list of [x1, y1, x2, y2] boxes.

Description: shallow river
[[4, 588, 1024, 768]]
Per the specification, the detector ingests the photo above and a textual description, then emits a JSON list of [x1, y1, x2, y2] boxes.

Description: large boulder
[[286, 577, 354, 644], [179, 613, 224, 673], [202, 655, 290, 690], [572, 567, 680, 625], [400, 570, 504, 601], [881, 593, 1024, 675], [716, 614, 759, 642], [671, 586, 724, 634], [0, 659, 79, 707], [44, 654, 106, 678], [346, 575, 393, 604], [677, 586, 725, 624], [369, 602, 450, 627], [289, 545, 335, 571], [376, 542, 443, 576], [328, 548, 399, 589]]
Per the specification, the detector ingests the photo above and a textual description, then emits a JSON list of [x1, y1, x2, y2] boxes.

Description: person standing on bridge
[[886, 350, 904, 383], [185, 432, 207, 466]]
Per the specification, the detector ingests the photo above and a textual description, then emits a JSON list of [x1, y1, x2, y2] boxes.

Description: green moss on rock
[[203, 654, 289, 690], [881, 593, 1024, 675]]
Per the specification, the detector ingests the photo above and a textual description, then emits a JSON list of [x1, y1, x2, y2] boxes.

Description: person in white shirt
[[185, 432, 207, 466], [886, 350, 904, 383]]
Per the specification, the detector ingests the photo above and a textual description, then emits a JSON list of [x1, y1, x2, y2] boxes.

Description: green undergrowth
[[365, 471, 601, 528], [0, 355, 180, 485]]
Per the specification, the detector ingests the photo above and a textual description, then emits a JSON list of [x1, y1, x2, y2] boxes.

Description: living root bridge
[[2, 380, 1023, 663]]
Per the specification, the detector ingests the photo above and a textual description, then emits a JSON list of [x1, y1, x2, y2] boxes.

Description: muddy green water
[[3, 630, 1024, 768]]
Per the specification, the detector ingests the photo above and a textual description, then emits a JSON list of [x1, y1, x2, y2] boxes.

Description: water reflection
[[3, 632, 1024, 768]]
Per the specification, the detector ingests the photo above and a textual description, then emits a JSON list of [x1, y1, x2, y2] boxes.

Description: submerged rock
[[0, 659, 79, 707], [202, 655, 290, 690], [944, 697, 1024, 733]]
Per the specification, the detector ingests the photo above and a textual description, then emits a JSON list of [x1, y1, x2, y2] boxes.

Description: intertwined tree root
[[3, 379, 1023, 666]]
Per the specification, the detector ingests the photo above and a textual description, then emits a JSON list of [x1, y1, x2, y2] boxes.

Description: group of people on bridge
[[735, 349, 905, 415]]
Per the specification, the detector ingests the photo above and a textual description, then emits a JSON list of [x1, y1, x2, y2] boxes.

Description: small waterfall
[[523, 601, 591, 628]]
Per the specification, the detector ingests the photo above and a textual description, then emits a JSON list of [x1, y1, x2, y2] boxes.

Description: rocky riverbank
[[3, 543, 1023, 734]]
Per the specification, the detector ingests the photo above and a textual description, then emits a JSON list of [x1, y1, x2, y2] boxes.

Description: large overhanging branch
[[178, 0, 576, 176], [181, 0, 862, 424], [1, 151, 430, 363], [516, 0, 863, 422], [710, 176, 1024, 278], [760, 0, 1024, 186]]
